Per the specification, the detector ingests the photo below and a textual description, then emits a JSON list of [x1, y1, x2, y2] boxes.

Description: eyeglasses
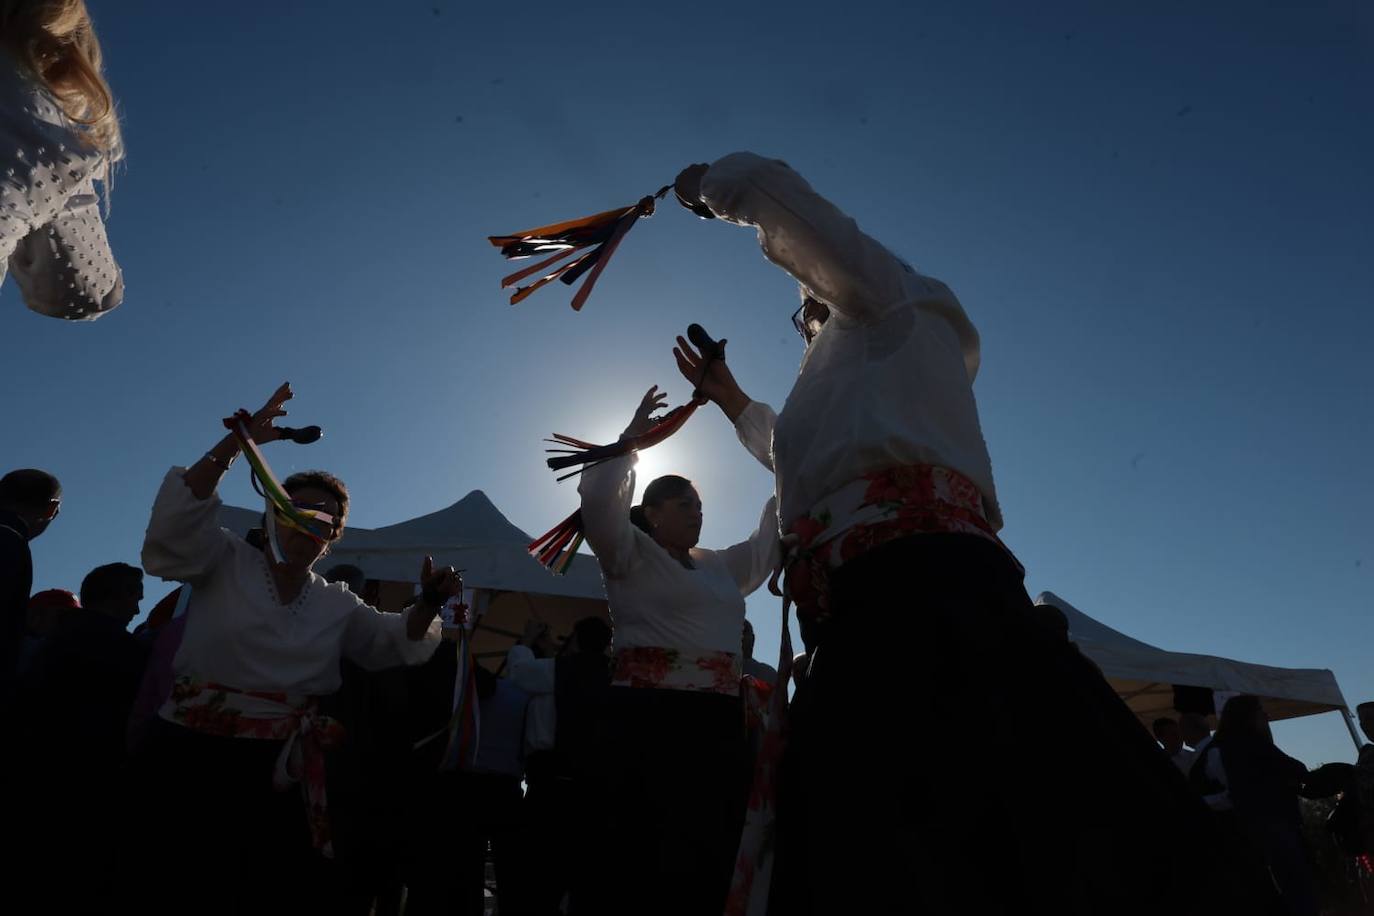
[[791, 299, 830, 344]]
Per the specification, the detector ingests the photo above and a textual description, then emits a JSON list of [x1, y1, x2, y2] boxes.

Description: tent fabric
[[1036, 591, 1348, 724], [217, 490, 607, 601]]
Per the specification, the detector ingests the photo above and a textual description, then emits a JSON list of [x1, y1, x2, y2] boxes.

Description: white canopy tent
[[1036, 591, 1360, 749], [218, 490, 609, 669]]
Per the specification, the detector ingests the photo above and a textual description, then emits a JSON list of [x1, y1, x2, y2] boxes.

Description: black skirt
[[132, 719, 330, 916], [771, 533, 1237, 916], [579, 685, 747, 916]]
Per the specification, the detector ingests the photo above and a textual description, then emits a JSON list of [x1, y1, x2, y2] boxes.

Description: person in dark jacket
[[18, 562, 148, 907], [1215, 695, 1318, 916], [1, 468, 61, 686]]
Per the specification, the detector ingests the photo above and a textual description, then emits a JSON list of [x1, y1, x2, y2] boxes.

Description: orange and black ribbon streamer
[[489, 185, 672, 310], [527, 325, 727, 575]]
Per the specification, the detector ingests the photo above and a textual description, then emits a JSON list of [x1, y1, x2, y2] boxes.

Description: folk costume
[[693, 152, 1222, 916], [136, 422, 441, 914], [574, 405, 779, 916]]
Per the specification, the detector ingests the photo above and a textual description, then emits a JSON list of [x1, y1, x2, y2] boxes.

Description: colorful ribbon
[[726, 586, 796, 915], [543, 400, 702, 480], [414, 597, 482, 773], [527, 508, 587, 576], [489, 185, 672, 311], [222, 410, 339, 564], [438, 623, 481, 772], [527, 399, 702, 575], [528, 325, 726, 574]]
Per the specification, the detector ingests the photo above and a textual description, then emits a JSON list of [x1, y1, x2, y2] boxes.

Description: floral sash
[[610, 645, 742, 695], [785, 464, 1017, 627], [161, 677, 345, 857]]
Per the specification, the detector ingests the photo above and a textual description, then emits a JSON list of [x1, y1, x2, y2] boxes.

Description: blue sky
[[2, 0, 1370, 765]]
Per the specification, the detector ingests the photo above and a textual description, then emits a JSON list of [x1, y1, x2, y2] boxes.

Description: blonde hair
[[0, 0, 122, 167]]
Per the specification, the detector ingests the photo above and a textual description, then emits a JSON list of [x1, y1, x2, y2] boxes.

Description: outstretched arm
[[576, 386, 666, 577], [676, 152, 913, 323]]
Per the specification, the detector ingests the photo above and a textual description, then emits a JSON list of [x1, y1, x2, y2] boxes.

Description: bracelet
[[203, 450, 235, 471]]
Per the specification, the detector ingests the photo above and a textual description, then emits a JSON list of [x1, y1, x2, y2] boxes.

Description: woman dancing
[[673, 152, 1226, 915], [137, 383, 460, 914], [576, 384, 779, 916]]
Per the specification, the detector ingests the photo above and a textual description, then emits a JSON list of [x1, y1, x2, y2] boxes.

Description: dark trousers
[[772, 534, 1229, 916], [578, 686, 747, 916], [133, 719, 327, 916], [520, 754, 582, 916], [406, 771, 523, 916], [328, 787, 406, 916], [1250, 819, 1320, 916], [15, 736, 137, 912]]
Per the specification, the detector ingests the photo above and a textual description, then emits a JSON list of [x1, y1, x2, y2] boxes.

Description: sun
[[630, 439, 686, 500]]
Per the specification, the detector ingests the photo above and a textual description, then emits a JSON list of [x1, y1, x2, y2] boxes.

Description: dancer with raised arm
[[673, 153, 1223, 915], [575, 384, 779, 916], [137, 383, 460, 914]]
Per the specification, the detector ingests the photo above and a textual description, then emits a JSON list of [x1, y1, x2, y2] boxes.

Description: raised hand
[[673, 163, 713, 218], [419, 555, 463, 607], [247, 382, 293, 444], [673, 335, 749, 419], [625, 385, 669, 438]]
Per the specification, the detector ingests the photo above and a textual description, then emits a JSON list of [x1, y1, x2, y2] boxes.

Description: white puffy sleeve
[[6, 177, 122, 320], [141, 468, 236, 586], [341, 596, 442, 670], [733, 400, 777, 472], [1, 65, 121, 320], [506, 644, 556, 696], [719, 495, 781, 597], [700, 152, 980, 379], [699, 152, 915, 323], [577, 453, 643, 579], [716, 400, 781, 593]]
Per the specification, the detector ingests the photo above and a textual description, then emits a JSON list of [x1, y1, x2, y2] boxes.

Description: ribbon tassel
[[528, 401, 703, 574], [488, 186, 671, 310], [527, 326, 725, 575], [528, 509, 586, 575], [544, 402, 701, 477], [222, 411, 339, 564]]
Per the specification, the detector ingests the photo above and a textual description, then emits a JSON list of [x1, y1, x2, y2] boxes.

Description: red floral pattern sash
[[610, 645, 742, 694], [784, 464, 1020, 628]]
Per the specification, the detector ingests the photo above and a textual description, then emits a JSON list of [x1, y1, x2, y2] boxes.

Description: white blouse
[[0, 53, 122, 320], [505, 644, 556, 753], [141, 468, 440, 698], [576, 402, 780, 655], [700, 152, 1003, 531]]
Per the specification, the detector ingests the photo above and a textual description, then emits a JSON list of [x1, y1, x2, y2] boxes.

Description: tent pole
[[1340, 707, 1365, 753]]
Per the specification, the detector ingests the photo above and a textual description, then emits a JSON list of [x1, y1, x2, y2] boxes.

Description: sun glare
[[630, 442, 678, 499]]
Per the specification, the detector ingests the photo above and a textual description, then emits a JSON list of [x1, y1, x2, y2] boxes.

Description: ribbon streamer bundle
[[222, 410, 340, 564], [544, 401, 702, 481], [527, 325, 725, 575], [488, 185, 672, 311], [410, 596, 481, 772], [438, 596, 480, 772]]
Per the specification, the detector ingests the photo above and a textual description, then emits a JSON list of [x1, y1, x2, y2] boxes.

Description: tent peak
[[1035, 591, 1162, 652], [367, 489, 531, 544]]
